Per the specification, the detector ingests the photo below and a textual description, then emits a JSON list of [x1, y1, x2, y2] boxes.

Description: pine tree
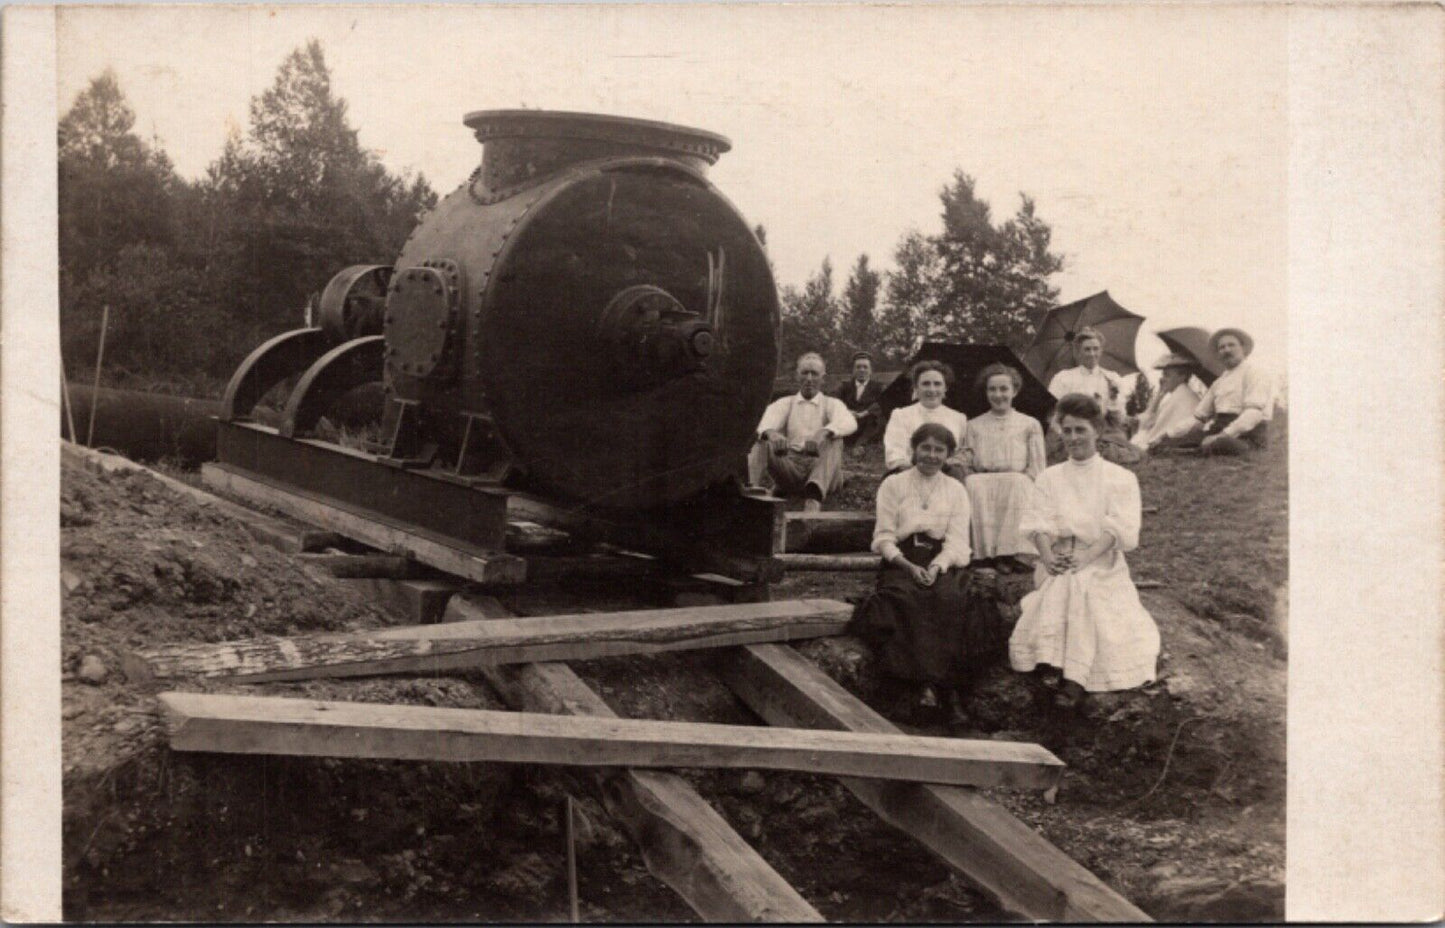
[[841, 254, 881, 359]]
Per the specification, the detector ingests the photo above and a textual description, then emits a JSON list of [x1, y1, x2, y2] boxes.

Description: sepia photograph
[[3, 2, 1440, 923]]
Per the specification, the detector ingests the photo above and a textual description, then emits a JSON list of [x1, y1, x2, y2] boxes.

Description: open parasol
[[879, 343, 1056, 429], [1022, 291, 1145, 385], [1156, 326, 1225, 386]]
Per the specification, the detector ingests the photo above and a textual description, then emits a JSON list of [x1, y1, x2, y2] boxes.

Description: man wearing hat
[[830, 350, 885, 447], [1193, 327, 1273, 456], [1131, 353, 1205, 451]]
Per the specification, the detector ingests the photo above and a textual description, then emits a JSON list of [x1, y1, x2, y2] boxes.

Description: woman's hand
[[909, 563, 935, 587], [1044, 552, 1074, 575]]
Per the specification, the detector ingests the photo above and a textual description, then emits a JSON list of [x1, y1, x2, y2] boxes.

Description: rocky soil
[[61, 435, 1285, 922]]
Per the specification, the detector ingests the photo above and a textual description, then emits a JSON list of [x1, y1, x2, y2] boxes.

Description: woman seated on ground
[[1009, 394, 1161, 709], [961, 363, 1046, 573], [883, 361, 968, 478], [848, 423, 1005, 728]]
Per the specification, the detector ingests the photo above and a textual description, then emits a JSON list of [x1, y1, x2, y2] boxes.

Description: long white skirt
[[1008, 550, 1160, 692], [964, 472, 1034, 559]]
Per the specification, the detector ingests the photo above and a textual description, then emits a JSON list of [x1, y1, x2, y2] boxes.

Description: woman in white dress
[[882, 361, 968, 478], [962, 363, 1046, 572], [849, 422, 1006, 727], [1008, 393, 1161, 709]]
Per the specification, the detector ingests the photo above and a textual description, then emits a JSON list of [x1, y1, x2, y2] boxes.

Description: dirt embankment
[[62, 443, 1284, 922]]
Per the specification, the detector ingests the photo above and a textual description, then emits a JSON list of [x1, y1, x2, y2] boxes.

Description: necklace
[[913, 470, 941, 510]]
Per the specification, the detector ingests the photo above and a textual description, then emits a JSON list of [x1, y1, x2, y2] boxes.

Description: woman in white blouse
[[1008, 394, 1161, 709], [849, 422, 1006, 728], [962, 363, 1046, 571], [882, 361, 968, 477]]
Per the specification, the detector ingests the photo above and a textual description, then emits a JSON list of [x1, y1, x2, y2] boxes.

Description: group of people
[[748, 326, 1270, 728]]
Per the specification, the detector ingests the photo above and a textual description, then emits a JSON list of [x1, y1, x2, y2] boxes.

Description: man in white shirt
[[748, 352, 858, 511], [1194, 327, 1272, 456], [1047, 327, 1126, 418], [1131, 353, 1204, 451]]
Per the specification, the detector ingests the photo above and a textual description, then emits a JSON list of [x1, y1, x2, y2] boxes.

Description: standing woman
[[1008, 394, 1160, 708], [883, 361, 968, 478], [962, 363, 1046, 572], [849, 423, 1004, 727]]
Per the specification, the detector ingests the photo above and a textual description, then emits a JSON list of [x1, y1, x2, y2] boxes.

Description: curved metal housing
[[385, 110, 779, 509]]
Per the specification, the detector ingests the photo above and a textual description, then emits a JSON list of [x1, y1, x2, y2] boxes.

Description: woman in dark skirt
[[849, 422, 1007, 728]]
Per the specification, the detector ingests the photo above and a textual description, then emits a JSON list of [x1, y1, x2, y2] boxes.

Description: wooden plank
[[783, 510, 875, 554], [158, 690, 1063, 789], [777, 553, 881, 571], [460, 596, 821, 923], [714, 644, 1150, 922], [127, 600, 853, 684], [202, 462, 525, 585]]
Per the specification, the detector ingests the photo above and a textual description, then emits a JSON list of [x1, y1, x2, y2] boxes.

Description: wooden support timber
[[126, 600, 854, 684], [458, 596, 820, 922], [339, 578, 460, 625], [296, 552, 424, 579], [158, 690, 1063, 789], [777, 553, 881, 571], [783, 510, 875, 554], [203, 462, 525, 585], [714, 644, 1151, 922]]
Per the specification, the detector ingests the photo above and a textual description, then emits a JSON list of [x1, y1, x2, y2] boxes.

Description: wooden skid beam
[[129, 600, 851, 684], [158, 691, 1062, 789], [777, 553, 881, 571], [783, 511, 875, 554], [451, 596, 819, 923], [202, 462, 525, 586], [714, 644, 1150, 922]]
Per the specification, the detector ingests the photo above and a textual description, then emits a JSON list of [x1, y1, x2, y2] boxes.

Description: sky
[[57, 4, 1288, 375]]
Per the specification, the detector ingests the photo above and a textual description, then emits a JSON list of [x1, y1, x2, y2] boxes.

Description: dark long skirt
[[847, 533, 1007, 686]]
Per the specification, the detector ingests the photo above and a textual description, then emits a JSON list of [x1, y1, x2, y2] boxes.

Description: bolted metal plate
[[386, 264, 458, 381]]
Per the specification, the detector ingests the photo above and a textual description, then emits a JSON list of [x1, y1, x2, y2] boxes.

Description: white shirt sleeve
[[935, 478, 972, 570], [755, 396, 790, 438], [1100, 466, 1142, 552], [882, 407, 913, 472], [1020, 467, 1059, 549], [824, 397, 857, 438], [870, 475, 903, 562]]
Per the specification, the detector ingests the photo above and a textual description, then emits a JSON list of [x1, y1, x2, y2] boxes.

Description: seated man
[[1194, 327, 1273, 456], [831, 351, 885, 447], [748, 352, 857, 511], [1131, 353, 1204, 451]]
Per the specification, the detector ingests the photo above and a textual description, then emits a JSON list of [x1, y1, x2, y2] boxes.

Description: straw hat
[[1154, 352, 1200, 370], [1208, 327, 1254, 356]]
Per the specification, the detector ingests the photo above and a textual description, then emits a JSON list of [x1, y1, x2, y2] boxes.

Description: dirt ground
[[60, 421, 1286, 922]]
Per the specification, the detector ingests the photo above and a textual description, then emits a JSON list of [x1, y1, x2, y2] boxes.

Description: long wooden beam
[[452, 596, 819, 922], [126, 600, 852, 684], [158, 691, 1063, 789], [202, 462, 525, 585], [714, 644, 1150, 922], [777, 553, 881, 571]]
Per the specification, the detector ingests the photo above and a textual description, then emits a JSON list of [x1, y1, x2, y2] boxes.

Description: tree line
[[59, 40, 436, 392], [775, 172, 1064, 374], [60, 39, 1065, 393]]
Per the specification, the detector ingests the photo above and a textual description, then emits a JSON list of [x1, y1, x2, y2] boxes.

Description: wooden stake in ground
[[565, 795, 580, 923], [85, 303, 109, 447], [158, 691, 1064, 790]]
